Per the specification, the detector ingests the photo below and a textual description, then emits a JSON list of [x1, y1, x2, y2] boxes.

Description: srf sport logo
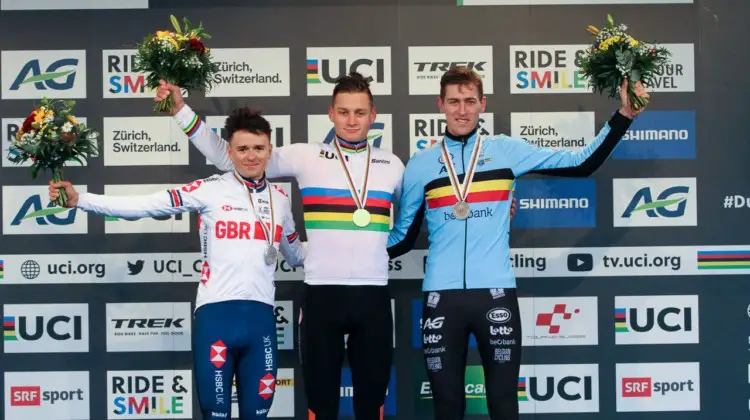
[[306, 47, 391, 96], [1, 50, 86, 99], [613, 178, 697, 227]]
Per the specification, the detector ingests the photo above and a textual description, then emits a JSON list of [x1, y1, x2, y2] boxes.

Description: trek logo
[[3, 303, 89, 353], [108, 370, 192, 418], [408, 46, 494, 95], [306, 46, 392, 95], [2, 50, 87, 99], [5, 371, 90, 420], [616, 362, 700, 412], [615, 295, 699, 345], [613, 178, 697, 227], [513, 179, 596, 228], [3, 186, 88, 234], [409, 113, 494, 156], [106, 302, 192, 352], [612, 111, 696, 160], [423, 317, 444, 330], [518, 364, 599, 413]]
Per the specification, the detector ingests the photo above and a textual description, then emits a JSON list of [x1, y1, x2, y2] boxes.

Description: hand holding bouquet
[[8, 98, 100, 207], [578, 14, 671, 112], [134, 15, 220, 114]]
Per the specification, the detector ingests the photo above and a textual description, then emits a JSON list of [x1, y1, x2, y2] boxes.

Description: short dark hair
[[332, 71, 374, 107], [224, 107, 272, 141], [440, 66, 484, 99]]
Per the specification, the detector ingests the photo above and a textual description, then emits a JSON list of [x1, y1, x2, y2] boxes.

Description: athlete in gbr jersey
[[156, 74, 403, 419], [386, 68, 648, 420], [50, 109, 305, 419]]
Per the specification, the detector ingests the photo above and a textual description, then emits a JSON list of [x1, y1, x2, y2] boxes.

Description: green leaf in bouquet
[[183, 16, 192, 33], [630, 69, 641, 82], [607, 14, 615, 29], [170, 15, 183, 34]]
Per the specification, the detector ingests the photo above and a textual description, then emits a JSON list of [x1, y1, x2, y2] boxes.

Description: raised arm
[[157, 81, 302, 179], [276, 190, 305, 267], [50, 180, 204, 219], [387, 155, 426, 259], [506, 110, 632, 178]]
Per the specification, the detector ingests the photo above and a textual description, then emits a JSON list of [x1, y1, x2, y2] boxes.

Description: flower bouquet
[[578, 14, 671, 111], [8, 98, 100, 207], [134, 15, 221, 113]]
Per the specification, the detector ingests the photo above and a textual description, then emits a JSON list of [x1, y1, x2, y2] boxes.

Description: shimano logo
[[520, 198, 589, 209], [623, 129, 689, 141]]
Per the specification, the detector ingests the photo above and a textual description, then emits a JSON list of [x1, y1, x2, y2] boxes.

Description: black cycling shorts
[[421, 288, 523, 420], [298, 283, 393, 420]]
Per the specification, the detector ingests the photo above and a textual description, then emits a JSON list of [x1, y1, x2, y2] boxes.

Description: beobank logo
[[616, 362, 700, 412]]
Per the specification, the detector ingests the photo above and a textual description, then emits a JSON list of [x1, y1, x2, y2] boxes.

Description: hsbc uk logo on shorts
[[617, 362, 700, 412], [615, 295, 698, 345], [4, 371, 90, 420]]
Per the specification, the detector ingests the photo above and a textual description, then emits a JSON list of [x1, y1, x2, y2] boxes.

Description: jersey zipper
[[461, 140, 468, 289]]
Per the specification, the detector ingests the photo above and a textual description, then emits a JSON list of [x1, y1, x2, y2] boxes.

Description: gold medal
[[332, 139, 373, 229]]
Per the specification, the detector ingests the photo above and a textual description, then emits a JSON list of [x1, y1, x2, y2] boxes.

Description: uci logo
[[487, 308, 511, 324]]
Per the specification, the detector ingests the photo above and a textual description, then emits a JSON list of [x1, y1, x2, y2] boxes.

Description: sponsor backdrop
[[0, 0, 747, 419]]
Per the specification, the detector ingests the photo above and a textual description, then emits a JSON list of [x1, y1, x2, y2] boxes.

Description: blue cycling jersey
[[387, 111, 631, 291]]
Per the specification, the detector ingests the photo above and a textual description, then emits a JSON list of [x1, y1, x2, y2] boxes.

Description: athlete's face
[[228, 130, 272, 180], [438, 83, 487, 137], [329, 92, 376, 143]]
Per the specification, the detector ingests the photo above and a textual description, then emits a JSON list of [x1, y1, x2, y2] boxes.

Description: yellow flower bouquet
[[578, 14, 671, 111], [134, 15, 220, 113], [9, 98, 100, 207]]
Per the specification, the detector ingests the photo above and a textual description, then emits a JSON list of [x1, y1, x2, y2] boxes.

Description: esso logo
[[222, 205, 233, 211], [487, 308, 511, 324]]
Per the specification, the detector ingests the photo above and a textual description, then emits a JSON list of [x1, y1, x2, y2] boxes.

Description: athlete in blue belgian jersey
[[387, 67, 648, 420]]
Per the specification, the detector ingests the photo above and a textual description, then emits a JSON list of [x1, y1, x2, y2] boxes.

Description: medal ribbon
[[440, 134, 483, 204], [332, 138, 372, 211], [234, 172, 275, 246]]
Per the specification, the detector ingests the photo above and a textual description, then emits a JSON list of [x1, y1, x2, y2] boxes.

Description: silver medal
[[453, 201, 470, 220], [264, 246, 278, 265]]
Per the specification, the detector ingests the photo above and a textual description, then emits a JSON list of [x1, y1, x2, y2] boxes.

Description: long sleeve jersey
[[174, 104, 405, 286], [387, 111, 633, 291], [76, 172, 305, 309]]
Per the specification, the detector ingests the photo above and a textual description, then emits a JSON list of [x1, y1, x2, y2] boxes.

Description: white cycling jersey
[[174, 105, 404, 287], [76, 171, 305, 309]]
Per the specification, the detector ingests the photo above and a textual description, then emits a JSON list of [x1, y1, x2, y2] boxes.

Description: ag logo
[[423, 317, 445, 330], [181, 180, 202, 193], [2, 186, 88, 235], [487, 308, 511, 324], [613, 178, 697, 227], [2, 50, 87, 99]]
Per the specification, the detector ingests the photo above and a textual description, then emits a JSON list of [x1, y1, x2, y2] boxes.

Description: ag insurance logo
[[615, 295, 699, 345], [616, 362, 700, 412], [3, 304, 89, 353], [306, 47, 391, 96], [2, 185, 89, 234], [518, 364, 599, 414], [4, 371, 90, 420], [613, 178, 697, 227], [1, 50, 86, 99]]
